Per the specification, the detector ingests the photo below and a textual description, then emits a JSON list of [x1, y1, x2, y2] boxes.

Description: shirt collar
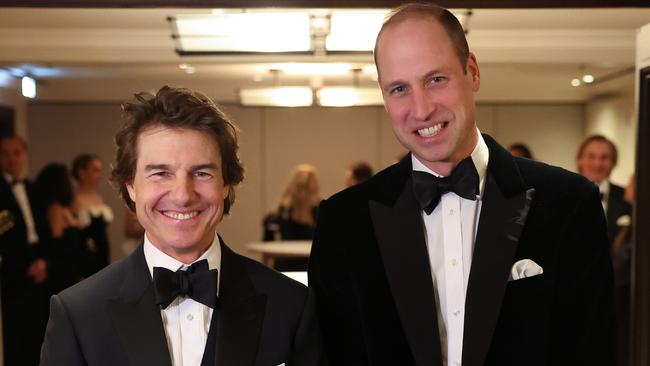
[[598, 180, 610, 196], [143, 233, 222, 280], [2, 172, 22, 185], [411, 128, 489, 198]]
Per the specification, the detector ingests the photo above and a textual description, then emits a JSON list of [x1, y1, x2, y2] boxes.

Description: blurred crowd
[[0, 135, 113, 366]]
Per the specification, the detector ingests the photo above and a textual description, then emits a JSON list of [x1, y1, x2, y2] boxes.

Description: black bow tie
[[412, 157, 479, 215], [153, 259, 218, 309]]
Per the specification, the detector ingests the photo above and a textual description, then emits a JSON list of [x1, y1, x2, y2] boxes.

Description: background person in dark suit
[[308, 4, 615, 366], [576, 134, 631, 244], [0, 134, 51, 366], [40, 86, 324, 366]]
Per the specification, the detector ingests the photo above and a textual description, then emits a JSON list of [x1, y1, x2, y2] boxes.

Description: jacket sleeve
[[308, 199, 368, 365], [550, 183, 616, 364], [40, 294, 86, 366], [291, 288, 327, 366]]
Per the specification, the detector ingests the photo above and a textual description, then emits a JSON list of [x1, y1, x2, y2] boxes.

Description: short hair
[[0, 134, 28, 151], [112, 85, 244, 214], [576, 134, 618, 166], [374, 3, 470, 74], [349, 161, 374, 183], [71, 153, 100, 181]]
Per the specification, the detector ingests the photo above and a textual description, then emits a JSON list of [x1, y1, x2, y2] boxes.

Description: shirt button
[[453, 309, 461, 316], [449, 209, 455, 216], [186, 314, 194, 321], [451, 259, 458, 266]]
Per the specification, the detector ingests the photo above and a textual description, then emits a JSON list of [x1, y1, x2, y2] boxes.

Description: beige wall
[[0, 87, 28, 138], [477, 103, 586, 170], [26, 101, 586, 262]]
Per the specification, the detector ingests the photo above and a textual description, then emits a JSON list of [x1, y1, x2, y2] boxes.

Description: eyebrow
[[143, 163, 218, 171], [381, 69, 446, 92]]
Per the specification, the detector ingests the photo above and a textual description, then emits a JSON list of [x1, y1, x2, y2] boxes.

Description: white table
[[246, 241, 312, 267]]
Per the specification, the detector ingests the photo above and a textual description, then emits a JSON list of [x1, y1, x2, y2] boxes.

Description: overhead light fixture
[[317, 87, 383, 107], [326, 11, 387, 52], [239, 87, 313, 107], [582, 74, 595, 83], [21, 76, 36, 99], [571, 78, 581, 87], [171, 12, 311, 54], [274, 63, 351, 76]]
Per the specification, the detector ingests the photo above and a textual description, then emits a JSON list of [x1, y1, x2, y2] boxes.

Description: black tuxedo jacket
[[309, 134, 615, 366], [605, 182, 631, 243], [0, 176, 50, 296], [40, 238, 325, 366]]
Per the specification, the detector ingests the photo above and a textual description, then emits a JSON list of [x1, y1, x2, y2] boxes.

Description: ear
[[126, 183, 136, 203], [467, 52, 480, 92], [222, 185, 231, 200]]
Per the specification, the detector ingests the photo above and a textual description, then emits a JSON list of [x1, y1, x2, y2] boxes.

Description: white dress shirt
[[143, 233, 222, 366], [3, 172, 39, 244], [598, 180, 610, 214], [412, 130, 489, 366]]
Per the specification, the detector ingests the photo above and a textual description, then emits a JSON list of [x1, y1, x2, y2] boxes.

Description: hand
[[26, 258, 48, 283]]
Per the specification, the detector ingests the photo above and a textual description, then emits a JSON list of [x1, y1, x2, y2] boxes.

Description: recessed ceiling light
[[582, 74, 594, 83], [179, 63, 189, 69], [571, 78, 581, 87]]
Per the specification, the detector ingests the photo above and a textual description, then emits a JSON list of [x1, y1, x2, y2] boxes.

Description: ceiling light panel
[[240, 87, 313, 107], [275, 63, 351, 75], [326, 10, 388, 51], [173, 13, 311, 53], [318, 87, 383, 107]]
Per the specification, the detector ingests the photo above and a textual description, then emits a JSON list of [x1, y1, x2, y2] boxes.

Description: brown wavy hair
[[111, 85, 244, 214]]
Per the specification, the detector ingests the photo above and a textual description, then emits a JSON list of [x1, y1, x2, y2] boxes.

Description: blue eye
[[429, 76, 447, 84], [390, 85, 406, 95], [194, 171, 212, 179]]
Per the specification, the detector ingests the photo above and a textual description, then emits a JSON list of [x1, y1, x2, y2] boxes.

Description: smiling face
[[577, 140, 615, 184], [127, 126, 230, 263], [377, 18, 480, 175]]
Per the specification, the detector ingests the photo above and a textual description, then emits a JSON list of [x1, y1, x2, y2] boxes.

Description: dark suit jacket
[[0, 176, 50, 296], [40, 238, 325, 366], [309, 134, 615, 366], [605, 182, 631, 244]]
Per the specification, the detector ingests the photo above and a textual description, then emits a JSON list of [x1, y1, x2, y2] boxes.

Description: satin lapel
[[369, 177, 443, 366], [108, 245, 172, 366], [215, 240, 267, 366], [462, 172, 535, 366]]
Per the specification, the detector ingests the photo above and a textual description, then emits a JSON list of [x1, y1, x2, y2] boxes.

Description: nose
[[169, 174, 196, 206], [412, 87, 435, 121]]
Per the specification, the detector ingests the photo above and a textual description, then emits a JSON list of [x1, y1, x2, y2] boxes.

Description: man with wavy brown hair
[[40, 86, 324, 366]]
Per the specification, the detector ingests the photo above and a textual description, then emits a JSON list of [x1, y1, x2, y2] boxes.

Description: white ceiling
[[0, 7, 648, 103]]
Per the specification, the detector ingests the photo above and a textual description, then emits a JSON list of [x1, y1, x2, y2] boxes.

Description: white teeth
[[163, 211, 199, 220], [417, 123, 445, 137]]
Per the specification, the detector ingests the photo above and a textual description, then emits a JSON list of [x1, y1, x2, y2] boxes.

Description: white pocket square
[[509, 259, 543, 281], [277, 364, 285, 366]]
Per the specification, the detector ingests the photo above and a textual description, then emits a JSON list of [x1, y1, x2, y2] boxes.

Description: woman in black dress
[[263, 164, 321, 271], [72, 154, 113, 275], [35, 163, 87, 292]]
